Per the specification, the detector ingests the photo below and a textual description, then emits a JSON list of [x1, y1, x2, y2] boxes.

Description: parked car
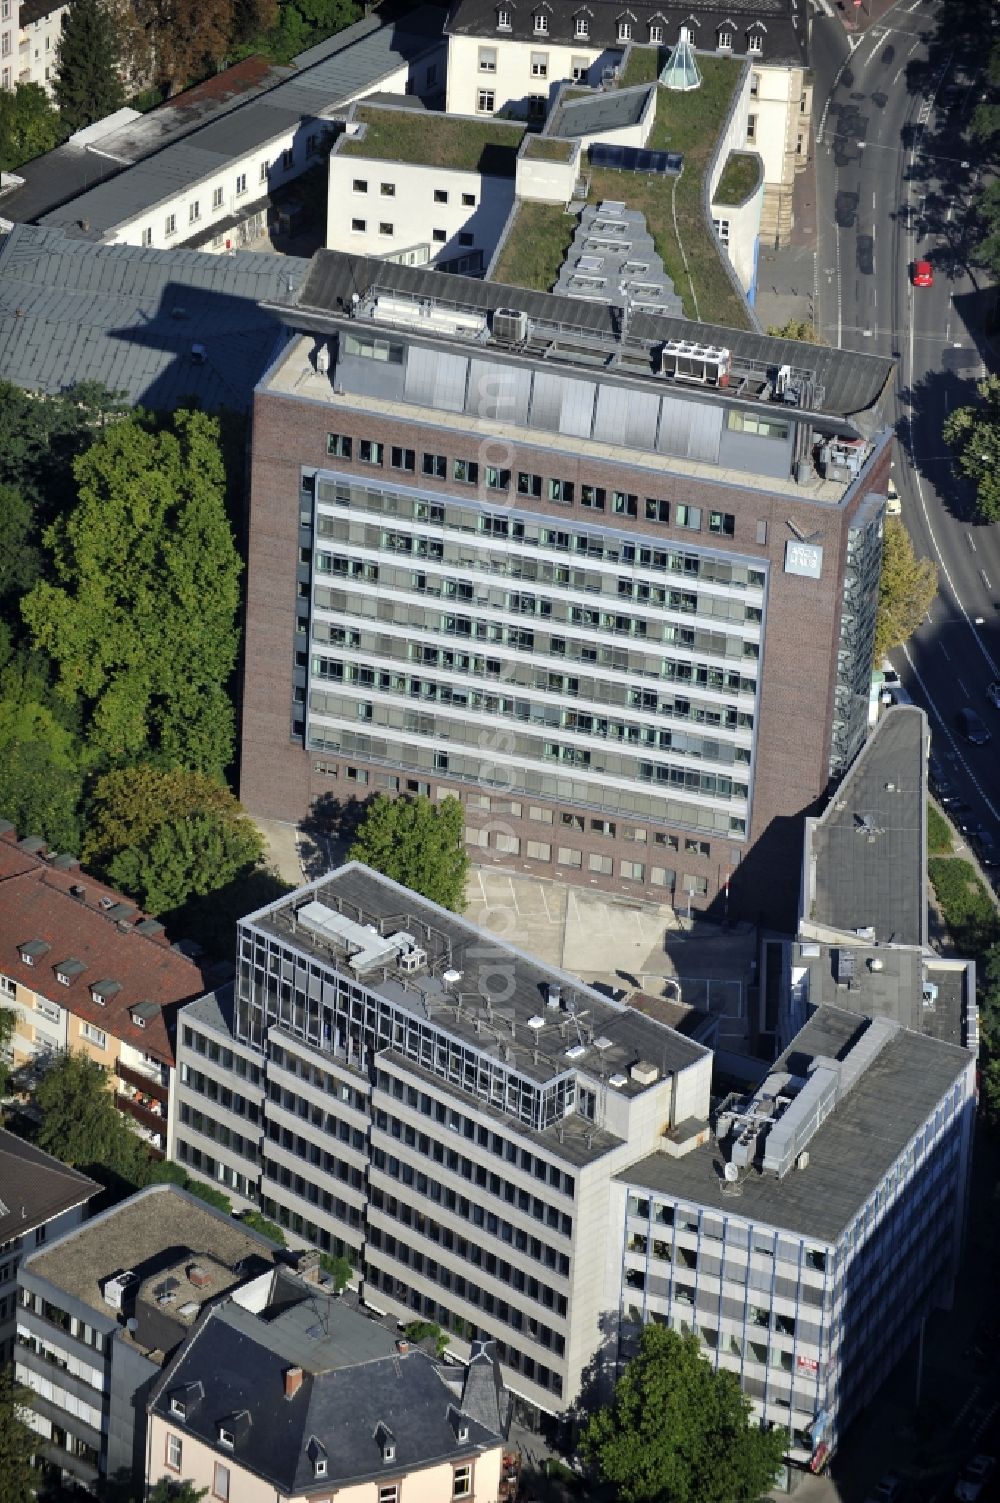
[[912, 258, 934, 287], [868, 1474, 904, 1503], [886, 475, 901, 516], [973, 833, 1000, 869], [955, 1456, 995, 1502], [957, 707, 991, 746]]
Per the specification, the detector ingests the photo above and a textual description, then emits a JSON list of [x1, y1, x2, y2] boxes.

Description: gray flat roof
[[247, 862, 708, 1095], [0, 223, 307, 410], [32, 12, 443, 239], [620, 1004, 970, 1242], [806, 705, 928, 948], [548, 84, 653, 137], [24, 1185, 280, 1322], [793, 941, 972, 1050], [288, 251, 895, 426]]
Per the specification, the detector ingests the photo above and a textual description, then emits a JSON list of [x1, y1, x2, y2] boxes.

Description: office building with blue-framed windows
[[614, 1004, 974, 1473]]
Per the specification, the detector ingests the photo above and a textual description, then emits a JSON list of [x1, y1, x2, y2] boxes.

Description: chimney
[[187, 1264, 210, 1289], [284, 1366, 304, 1399], [396, 1339, 409, 1356], [297, 1248, 322, 1284]]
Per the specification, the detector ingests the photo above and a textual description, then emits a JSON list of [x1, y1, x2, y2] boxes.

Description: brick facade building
[[241, 253, 894, 926]]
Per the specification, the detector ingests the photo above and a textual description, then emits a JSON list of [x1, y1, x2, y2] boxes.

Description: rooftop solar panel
[[589, 143, 685, 177]]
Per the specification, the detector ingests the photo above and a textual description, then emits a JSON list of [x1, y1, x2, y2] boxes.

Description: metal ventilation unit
[[491, 307, 531, 343], [660, 339, 731, 387]]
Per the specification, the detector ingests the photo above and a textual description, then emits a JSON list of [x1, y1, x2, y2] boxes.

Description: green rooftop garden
[[523, 135, 577, 163], [340, 106, 525, 175], [491, 201, 579, 291], [488, 57, 751, 330], [619, 44, 669, 87], [713, 150, 762, 207]]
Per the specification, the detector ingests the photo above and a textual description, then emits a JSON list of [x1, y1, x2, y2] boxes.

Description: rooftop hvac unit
[[660, 339, 731, 387], [630, 1060, 659, 1086], [867, 957, 884, 972], [922, 982, 939, 1007], [398, 945, 427, 974], [491, 307, 530, 343], [103, 1271, 138, 1310], [547, 983, 562, 1009]]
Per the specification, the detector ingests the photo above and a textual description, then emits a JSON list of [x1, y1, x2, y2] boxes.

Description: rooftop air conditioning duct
[[491, 307, 530, 343]]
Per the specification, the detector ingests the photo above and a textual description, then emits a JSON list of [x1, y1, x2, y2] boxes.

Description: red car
[[912, 259, 933, 287]]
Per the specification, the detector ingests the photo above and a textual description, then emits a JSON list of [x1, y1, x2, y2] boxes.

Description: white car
[[881, 661, 912, 706], [886, 476, 901, 516], [955, 1456, 995, 1502]]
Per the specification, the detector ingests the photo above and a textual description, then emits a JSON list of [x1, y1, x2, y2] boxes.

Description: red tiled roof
[[0, 835, 208, 1066]]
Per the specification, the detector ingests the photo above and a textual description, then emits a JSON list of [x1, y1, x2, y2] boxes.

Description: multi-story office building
[[242, 252, 894, 922], [0, 1131, 98, 1366], [147, 1269, 510, 1503], [15, 1185, 280, 1493], [615, 1003, 974, 1472], [171, 861, 714, 1416], [0, 822, 208, 1155]]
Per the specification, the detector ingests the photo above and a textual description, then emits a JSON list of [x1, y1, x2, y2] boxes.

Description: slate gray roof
[[0, 1129, 99, 1246], [547, 83, 653, 136], [0, 223, 307, 410], [286, 250, 896, 425], [446, 0, 808, 66], [790, 942, 973, 1050], [804, 705, 928, 948], [31, 11, 443, 240], [150, 1297, 505, 1493], [620, 1003, 971, 1242]]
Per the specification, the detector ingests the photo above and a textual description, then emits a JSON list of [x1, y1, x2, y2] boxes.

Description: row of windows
[[175, 1140, 258, 1201], [141, 138, 324, 244], [322, 442, 740, 538], [179, 1063, 261, 1124], [178, 1103, 259, 1163], [374, 1110, 572, 1236], [269, 1041, 369, 1112], [377, 1070, 576, 1195], [462, 829, 698, 888], [181, 1025, 262, 1083], [349, 218, 476, 248], [351, 179, 476, 210], [261, 1193, 363, 1250], [364, 1261, 564, 1395], [367, 1221, 565, 1354], [313, 477, 765, 592], [491, 9, 763, 48], [311, 619, 758, 699], [266, 1102, 367, 1159]]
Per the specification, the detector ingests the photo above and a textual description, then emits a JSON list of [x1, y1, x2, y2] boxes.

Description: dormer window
[[747, 24, 764, 50], [316, 1458, 328, 1478], [91, 980, 121, 1007], [218, 1425, 235, 1449], [376, 1423, 396, 1464], [649, 21, 663, 41], [18, 941, 49, 968], [574, 12, 588, 33], [617, 17, 632, 38], [55, 958, 85, 987], [717, 28, 733, 47], [170, 1397, 187, 1420], [497, 4, 511, 25], [533, 9, 548, 33]]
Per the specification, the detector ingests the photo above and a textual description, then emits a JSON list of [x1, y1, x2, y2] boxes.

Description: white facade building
[[328, 103, 523, 271], [11, 0, 66, 93]]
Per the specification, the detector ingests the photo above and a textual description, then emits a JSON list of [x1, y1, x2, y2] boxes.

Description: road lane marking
[[905, 645, 1000, 822], [980, 569, 992, 591], [967, 533, 977, 552], [958, 678, 969, 695], [941, 644, 950, 659]]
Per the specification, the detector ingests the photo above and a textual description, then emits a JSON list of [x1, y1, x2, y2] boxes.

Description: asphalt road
[[812, 0, 1000, 831]]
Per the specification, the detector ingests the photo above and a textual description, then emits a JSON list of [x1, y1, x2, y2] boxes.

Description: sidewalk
[[754, 133, 819, 334]]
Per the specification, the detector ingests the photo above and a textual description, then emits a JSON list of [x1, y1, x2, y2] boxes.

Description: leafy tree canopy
[[240, 1210, 286, 1245], [55, 0, 124, 132], [0, 1366, 39, 1503], [874, 516, 938, 661], [22, 409, 242, 777], [0, 644, 85, 852], [83, 766, 265, 916], [943, 374, 1000, 522], [36, 1050, 150, 1185], [348, 794, 469, 911], [0, 1008, 15, 1100], [0, 82, 62, 173], [581, 1325, 785, 1503], [147, 1479, 208, 1503]]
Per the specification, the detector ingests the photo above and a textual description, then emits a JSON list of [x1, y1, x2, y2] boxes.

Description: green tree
[[83, 766, 265, 915], [183, 1180, 232, 1214], [148, 1479, 208, 1503], [22, 409, 242, 777], [581, 1325, 785, 1503], [943, 374, 1000, 522], [765, 318, 821, 343], [0, 1365, 39, 1503], [55, 0, 124, 132], [874, 516, 938, 661], [348, 794, 469, 911], [240, 1210, 286, 1245], [0, 82, 62, 172], [0, 1006, 15, 1100], [36, 1050, 150, 1184], [0, 483, 39, 608], [0, 648, 85, 851], [319, 1251, 354, 1291]]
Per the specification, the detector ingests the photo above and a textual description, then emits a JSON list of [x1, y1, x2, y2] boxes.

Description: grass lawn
[[588, 57, 750, 328], [491, 201, 579, 291], [713, 149, 761, 206], [341, 106, 524, 175], [620, 44, 667, 86], [927, 802, 953, 856], [523, 135, 576, 162]]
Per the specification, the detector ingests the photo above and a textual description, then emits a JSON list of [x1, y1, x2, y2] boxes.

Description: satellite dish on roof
[[723, 1162, 739, 1184]]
